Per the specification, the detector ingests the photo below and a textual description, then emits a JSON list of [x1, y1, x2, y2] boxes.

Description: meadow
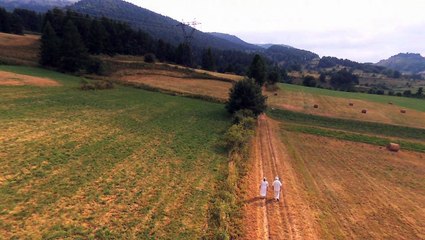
[[0, 66, 231, 239]]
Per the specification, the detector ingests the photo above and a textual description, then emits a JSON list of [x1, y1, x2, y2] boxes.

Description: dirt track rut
[[242, 115, 318, 240]]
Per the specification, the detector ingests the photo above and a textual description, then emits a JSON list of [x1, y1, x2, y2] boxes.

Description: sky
[[126, 0, 425, 63]]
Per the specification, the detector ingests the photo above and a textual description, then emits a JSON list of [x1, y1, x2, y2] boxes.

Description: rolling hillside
[[376, 53, 425, 74], [68, 0, 257, 51]]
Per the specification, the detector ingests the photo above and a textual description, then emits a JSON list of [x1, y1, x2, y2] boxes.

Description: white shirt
[[273, 180, 282, 191]]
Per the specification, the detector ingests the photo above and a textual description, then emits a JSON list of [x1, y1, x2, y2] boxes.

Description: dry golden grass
[[159, 63, 243, 82], [0, 71, 60, 87], [118, 74, 232, 100], [280, 130, 425, 239], [0, 33, 39, 66], [266, 87, 425, 129]]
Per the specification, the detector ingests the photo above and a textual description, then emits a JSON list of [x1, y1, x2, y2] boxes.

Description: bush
[[144, 53, 156, 63], [226, 78, 267, 116], [223, 124, 253, 151], [80, 79, 114, 90], [239, 117, 256, 130], [232, 109, 255, 124], [302, 75, 316, 87]]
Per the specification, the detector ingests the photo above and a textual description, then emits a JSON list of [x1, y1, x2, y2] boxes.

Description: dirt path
[[242, 115, 318, 239]]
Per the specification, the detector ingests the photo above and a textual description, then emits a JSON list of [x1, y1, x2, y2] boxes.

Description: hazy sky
[[127, 0, 425, 62]]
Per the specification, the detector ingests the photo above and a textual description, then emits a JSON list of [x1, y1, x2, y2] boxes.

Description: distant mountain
[[257, 43, 293, 49], [68, 0, 256, 51], [208, 32, 261, 51], [376, 53, 425, 74], [0, 0, 77, 12]]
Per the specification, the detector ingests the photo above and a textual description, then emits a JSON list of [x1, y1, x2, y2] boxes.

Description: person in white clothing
[[273, 176, 283, 201], [259, 177, 269, 198]]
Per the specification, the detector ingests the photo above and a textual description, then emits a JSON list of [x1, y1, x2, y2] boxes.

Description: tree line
[[0, 7, 271, 75]]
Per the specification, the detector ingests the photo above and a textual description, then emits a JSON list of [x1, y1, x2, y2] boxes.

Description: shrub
[[232, 109, 255, 124], [226, 78, 267, 116], [80, 79, 114, 90], [223, 124, 253, 151], [239, 117, 256, 130], [302, 75, 316, 87]]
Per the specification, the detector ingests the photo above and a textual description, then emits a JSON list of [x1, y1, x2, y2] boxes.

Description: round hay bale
[[400, 109, 406, 114], [314, 104, 319, 109], [387, 143, 400, 152], [349, 103, 354, 106], [361, 109, 367, 114]]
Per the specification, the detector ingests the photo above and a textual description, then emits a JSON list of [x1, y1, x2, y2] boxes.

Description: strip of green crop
[[268, 108, 425, 141], [284, 124, 425, 153]]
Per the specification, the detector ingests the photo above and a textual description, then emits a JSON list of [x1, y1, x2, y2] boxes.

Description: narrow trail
[[242, 115, 319, 240]]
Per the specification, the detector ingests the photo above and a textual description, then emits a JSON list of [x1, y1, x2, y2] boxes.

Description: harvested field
[[279, 129, 425, 239], [0, 71, 60, 87], [160, 63, 243, 82], [0, 33, 39, 66], [119, 74, 232, 101], [266, 84, 425, 129]]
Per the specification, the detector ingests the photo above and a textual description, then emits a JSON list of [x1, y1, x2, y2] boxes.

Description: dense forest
[[0, 7, 263, 75]]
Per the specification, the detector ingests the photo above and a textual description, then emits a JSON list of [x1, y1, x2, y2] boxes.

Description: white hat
[[275, 176, 279, 180]]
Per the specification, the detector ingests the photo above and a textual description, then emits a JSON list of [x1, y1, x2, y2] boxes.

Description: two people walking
[[260, 176, 282, 201]]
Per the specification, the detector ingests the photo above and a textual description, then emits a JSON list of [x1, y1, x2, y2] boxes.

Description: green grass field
[[278, 83, 425, 112], [0, 66, 231, 239]]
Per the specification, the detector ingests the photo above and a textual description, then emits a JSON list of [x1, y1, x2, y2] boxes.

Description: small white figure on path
[[273, 176, 282, 201], [259, 177, 269, 198]]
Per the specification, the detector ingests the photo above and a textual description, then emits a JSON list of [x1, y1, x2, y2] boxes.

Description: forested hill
[[376, 53, 425, 74], [266, 45, 319, 69], [0, 0, 77, 12], [208, 32, 261, 51], [68, 0, 254, 51]]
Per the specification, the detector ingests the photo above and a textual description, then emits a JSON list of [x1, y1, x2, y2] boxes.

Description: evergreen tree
[[0, 8, 11, 33], [267, 69, 280, 85], [44, 9, 65, 37], [156, 39, 166, 62], [13, 8, 42, 32], [59, 20, 89, 72], [202, 48, 215, 71], [248, 54, 267, 86], [175, 43, 192, 67], [39, 21, 61, 67], [416, 87, 423, 98], [87, 20, 108, 54], [226, 78, 267, 116], [9, 13, 24, 34]]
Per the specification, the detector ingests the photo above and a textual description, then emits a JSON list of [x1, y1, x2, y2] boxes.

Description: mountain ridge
[[0, 0, 77, 12], [376, 53, 425, 74], [68, 0, 257, 51]]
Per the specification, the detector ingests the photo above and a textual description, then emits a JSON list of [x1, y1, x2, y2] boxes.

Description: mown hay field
[[0, 33, 39, 66], [0, 65, 231, 239], [266, 83, 425, 129], [279, 128, 425, 239], [118, 72, 233, 101]]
